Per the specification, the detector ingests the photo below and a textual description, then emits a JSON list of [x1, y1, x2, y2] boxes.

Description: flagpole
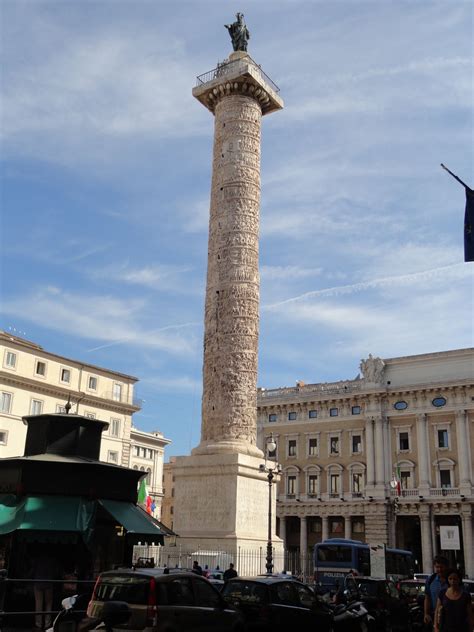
[[440, 164, 472, 191]]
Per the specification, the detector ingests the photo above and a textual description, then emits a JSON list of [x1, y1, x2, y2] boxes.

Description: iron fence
[[0, 576, 95, 631], [133, 544, 314, 583], [196, 56, 280, 94]]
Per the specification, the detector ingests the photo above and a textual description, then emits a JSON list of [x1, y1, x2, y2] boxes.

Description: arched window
[[348, 462, 366, 497], [325, 463, 344, 498], [304, 465, 321, 498], [283, 466, 300, 498], [146, 467, 152, 485]]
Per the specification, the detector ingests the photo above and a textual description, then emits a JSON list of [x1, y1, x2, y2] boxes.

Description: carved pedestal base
[[172, 452, 283, 571]]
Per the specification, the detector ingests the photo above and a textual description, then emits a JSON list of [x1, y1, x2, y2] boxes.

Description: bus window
[[357, 548, 370, 576], [317, 546, 352, 563]]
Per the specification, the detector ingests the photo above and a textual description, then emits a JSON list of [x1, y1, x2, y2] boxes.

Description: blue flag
[[465, 188, 474, 262]]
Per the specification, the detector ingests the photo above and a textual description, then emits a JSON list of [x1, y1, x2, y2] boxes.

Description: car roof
[[226, 576, 303, 585], [355, 576, 388, 582]]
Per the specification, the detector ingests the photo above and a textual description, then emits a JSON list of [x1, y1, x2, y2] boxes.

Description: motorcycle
[[46, 594, 131, 632], [332, 597, 374, 632]]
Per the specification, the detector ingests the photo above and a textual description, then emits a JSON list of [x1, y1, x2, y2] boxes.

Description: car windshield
[[400, 583, 425, 596], [95, 574, 150, 604], [357, 581, 379, 597], [222, 581, 267, 604]]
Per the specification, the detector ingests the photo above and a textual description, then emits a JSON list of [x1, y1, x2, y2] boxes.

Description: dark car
[[221, 576, 333, 632], [87, 569, 244, 631], [346, 576, 410, 632], [399, 579, 426, 606]]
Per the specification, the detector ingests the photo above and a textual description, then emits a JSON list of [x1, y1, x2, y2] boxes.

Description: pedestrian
[[224, 563, 238, 580], [434, 568, 473, 632], [192, 560, 203, 576], [30, 546, 61, 629], [424, 556, 449, 628]]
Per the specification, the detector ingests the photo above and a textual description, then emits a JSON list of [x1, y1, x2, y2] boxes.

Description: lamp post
[[260, 434, 281, 574]]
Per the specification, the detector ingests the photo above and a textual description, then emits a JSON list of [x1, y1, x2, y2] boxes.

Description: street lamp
[[259, 434, 282, 574]]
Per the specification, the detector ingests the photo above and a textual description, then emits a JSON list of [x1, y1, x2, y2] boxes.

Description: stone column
[[279, 515, 286, 548], [417, 414, 431, 494], [300, 516, 307, 578], [365, 418, 375, 488], [344, 516, 352, 540], [461, 507, 473, 579], [192, 52, 283, 457], [456, 410, 472, 493], [374, 417, 385, 493], [322, 515, 329, 541], [420, 507, 433, 573]]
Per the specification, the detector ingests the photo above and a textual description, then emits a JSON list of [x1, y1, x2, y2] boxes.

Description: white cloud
[[2, 287, 198, 356], [260, 265, 323, 280], [141, 374, 202, 393]]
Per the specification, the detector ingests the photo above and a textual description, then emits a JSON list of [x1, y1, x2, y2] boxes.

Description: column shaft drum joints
[[192, 56, 283, 457]]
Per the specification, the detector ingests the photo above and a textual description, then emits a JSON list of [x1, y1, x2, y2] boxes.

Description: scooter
[[332, 591, 375, 632], [46, 594, 131, 632]]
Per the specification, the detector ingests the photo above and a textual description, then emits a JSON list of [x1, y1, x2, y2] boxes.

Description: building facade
[[0, 330, 171, 518], [256, 348, 474, 578]]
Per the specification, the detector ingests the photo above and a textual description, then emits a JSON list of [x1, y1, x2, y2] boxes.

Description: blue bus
[[313, 538, 414, 589]]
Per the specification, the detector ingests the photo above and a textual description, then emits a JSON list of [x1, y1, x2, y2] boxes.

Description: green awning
[[0, 494, 95, 535], [99, 499, 165, 538]]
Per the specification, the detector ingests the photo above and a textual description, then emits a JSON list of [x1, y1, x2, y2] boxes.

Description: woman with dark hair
[[434, 568, 473, 632]]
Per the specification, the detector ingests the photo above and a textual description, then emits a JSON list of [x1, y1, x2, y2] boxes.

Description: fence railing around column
[[134, 544, 315, 584]]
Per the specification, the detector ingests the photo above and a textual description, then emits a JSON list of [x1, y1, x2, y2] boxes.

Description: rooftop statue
[[225, 12, 250, 52]]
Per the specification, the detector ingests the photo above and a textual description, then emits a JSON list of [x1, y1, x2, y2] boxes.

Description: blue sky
[[1, 0, 473, 457]]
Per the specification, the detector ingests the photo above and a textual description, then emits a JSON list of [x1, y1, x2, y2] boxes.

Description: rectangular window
[[440, 470, 451, 488], [4, 351, 17, 369], [400, 471, 411, 489], [399, 432, 410, 451], [110, 418, 121, 437], [352, 435, 362, 453], [308, 438, 318, 456], [353, 519, 365, 534], [308, 410, 317, 419], [56, 404, 67, 413], [113, 383, 122, 402], [0, 430, 8, 445], [308, 475, 318, 495], [147, 449, 153, 459], [330, 437, 339, 454], [287, 476, 296, 495], [60, 368, 71, 383], [288, 439, 297, 457], [330, 474, 340, 494], [352, 472, 363, 493], [107, 451, 119, 464], [352, 405, 361, 415], [35, 360, 46, 376], [288, 412, 296, 421], [88, 376, 97, 390], [437, 429, 449, 449], [329, 408, 339, 417], [30, 399, 43, 415], [268, 413, 277, 423], [1, 392, 12, 414], [134, 446, 140, 456]]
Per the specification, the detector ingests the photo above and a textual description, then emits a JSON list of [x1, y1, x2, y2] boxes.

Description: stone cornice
[[0, 370, 140, 415]]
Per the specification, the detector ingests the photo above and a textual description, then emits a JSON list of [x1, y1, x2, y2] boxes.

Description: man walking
[[424, 556, 449, 628], [224, 563, 238, 580]]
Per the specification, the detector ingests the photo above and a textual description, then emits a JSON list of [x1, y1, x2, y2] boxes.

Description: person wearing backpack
[[424, 556, 449, 628]]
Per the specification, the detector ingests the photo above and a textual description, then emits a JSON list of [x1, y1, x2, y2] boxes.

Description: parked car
[[413, 573, 429, 581], [463, 579, 474, 604], [221, 576, 334, 632], [347, 576, 411, 632], [87, 569, 244, 631], [398, 579, 426, 605]]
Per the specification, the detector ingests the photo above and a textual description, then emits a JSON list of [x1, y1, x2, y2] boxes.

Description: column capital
[[455, 409, 467, 421], [416, 413, 427, 423]]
